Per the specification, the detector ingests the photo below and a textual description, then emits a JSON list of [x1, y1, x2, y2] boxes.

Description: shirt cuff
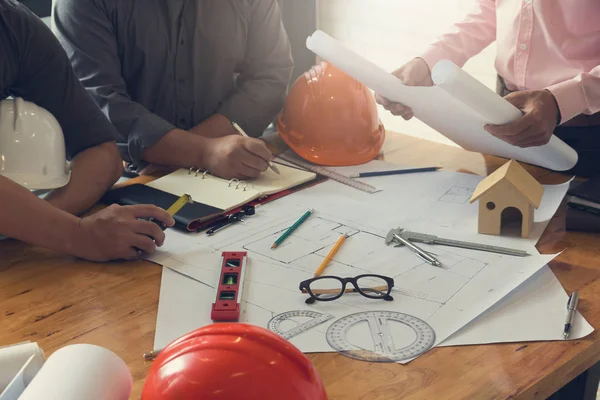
[[420, 44, 467, 72], [546, 78, 587, 124], [125, 113, 175, 170]]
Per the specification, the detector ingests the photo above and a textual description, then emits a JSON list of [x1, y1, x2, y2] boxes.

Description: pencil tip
[[271, 244, 278, 249]]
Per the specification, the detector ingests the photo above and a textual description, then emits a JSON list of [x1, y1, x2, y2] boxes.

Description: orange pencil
[[314, 234, 348, 277]]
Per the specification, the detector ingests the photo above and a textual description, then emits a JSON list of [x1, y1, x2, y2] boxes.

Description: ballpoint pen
[[231, 121, 280, 175], [390, 232, 442, 267], [205, 205, 256, 236], [563, 290, 579, 340], [143, 349, 161, 360]]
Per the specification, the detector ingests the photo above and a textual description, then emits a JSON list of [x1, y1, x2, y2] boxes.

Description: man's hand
[[485, 90, 561, 148], [375, 57, 433, 120], [200, 135, 273, 179], [72, 204, 175, 262]]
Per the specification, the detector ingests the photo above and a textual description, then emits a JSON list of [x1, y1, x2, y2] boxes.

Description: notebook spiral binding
[[187, 167, 249, 191]]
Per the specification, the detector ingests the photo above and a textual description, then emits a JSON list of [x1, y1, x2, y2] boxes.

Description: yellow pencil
[[314, 234, 348, 277]]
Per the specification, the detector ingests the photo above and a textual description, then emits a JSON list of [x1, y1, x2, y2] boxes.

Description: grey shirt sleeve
[[52, 0, 175, 167], [216, 0, 294, 137], [4, 1, 117, 159]]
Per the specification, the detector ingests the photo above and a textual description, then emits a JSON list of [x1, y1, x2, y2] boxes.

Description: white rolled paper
[[17, 344, 131, 400], [306, 30, 578, 171], [0, 342, 45, 393]]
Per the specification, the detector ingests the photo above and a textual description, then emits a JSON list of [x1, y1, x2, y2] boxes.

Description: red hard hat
[[142, 324, 328, 400], [277, 61, 385, 166]]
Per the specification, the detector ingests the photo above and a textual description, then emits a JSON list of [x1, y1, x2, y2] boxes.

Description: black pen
[[205, 205, 257, 235], [564, 291, 579, 340]]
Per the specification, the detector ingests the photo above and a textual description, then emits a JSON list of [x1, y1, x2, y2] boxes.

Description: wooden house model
[[469, 160, 544, 238]]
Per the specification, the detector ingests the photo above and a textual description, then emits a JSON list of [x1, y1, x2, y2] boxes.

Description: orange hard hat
[[141, 324, 328, 400], [277, 61, 385, 166]]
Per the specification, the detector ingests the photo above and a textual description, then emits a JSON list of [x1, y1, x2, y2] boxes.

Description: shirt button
[[520, 43, 527, 51], [178, 78, 185, 84], [180, 39, 185, 46], [179, 118, 186, 125]]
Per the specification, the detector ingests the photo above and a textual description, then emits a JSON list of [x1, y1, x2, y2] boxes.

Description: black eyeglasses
[[299, 274, 394, 304]]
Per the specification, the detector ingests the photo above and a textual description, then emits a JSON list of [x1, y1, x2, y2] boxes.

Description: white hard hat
[[0, 97, 70, 189]]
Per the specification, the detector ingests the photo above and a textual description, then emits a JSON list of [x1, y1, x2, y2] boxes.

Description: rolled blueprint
[[306, 30, 578, 171], [431, 60, 521, 124], [0, 342, 45, 393], [18, 344, 131, 400]]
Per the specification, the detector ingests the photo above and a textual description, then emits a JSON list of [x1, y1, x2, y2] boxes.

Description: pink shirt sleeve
[[420, 0, 497, 70], [546, 67, 600, 124]]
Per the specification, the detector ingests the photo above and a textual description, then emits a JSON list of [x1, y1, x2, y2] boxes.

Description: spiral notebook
[[102, 164, 317, 231], [147, 164, 316, 210]]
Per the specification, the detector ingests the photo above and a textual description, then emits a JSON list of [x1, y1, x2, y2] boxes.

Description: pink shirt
[[420, 0, 600, 124]]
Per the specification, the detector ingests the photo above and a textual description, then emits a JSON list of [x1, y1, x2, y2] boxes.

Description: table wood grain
[[2, 132, 599, 400]]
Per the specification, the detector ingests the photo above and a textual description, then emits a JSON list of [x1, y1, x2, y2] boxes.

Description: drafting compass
[[268, 310, 334, 340], [326, 311, 436, 362], [389, 228, 529, 257]]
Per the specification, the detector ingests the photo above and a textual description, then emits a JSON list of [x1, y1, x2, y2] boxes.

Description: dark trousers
[[496, 76, 600, 178], [555, 125, 600, 178]]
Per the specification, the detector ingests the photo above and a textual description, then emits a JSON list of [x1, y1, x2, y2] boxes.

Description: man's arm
[[44, 142, 122, 215], [52, 0, 175, 168], [484, 66, 600, 148], [420, 0, 497, 70], [52, 0, 273, 177], [0, 175, 176, 262], [546, 66, 600, 124], [8, 3, 121, 213], [0, 176, 81, 253], [215, 0, 294, 137]]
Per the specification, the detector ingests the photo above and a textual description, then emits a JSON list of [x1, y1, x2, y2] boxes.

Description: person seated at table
[[376, 0, 600, 178], [52, 0, 294, 180], [0, 0, 174, 261]]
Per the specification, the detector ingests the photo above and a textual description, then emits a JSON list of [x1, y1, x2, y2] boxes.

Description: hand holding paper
[[306, 30, 577, 171], [375, 57, 433, 120], [485, 89, 561, 148]]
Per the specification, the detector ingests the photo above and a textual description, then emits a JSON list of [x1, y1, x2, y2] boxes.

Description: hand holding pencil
[[232, 121, 280, 175]]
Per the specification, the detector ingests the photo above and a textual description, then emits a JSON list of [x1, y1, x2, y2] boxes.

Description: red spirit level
[[211, 251, 247, 322]]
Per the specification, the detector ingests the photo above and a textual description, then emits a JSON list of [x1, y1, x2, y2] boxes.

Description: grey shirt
[[0, 0, 117, 159], [53, 0, 294, 170]]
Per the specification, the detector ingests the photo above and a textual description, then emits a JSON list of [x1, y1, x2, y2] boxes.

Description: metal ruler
[[326, 311, 436, 362], [394, 228, 530, 257], [268, 310, 335, 340], [277, 151, 380, 194]]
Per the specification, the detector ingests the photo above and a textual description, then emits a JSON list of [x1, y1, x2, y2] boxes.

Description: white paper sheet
[[0, 342, 44, 395], [442, 265, 593, 346], [18, 344, 131, 400], [151, 168, 568, 362], [305, 30, 577, 171], [0, 355, 45, 400]]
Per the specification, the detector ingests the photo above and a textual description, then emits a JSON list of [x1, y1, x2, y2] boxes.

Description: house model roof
[[469, 160, 544, 208]]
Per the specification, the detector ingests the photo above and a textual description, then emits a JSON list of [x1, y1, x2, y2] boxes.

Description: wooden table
[[2, 132, 599, 400]]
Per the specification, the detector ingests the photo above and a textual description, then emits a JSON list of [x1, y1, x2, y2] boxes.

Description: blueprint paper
[[442, 265, 593, 346], [305, 30, 577, 171], [150, 170, 567, 363], [0, 342, 44, 397], [18, 345, 131, 400]]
